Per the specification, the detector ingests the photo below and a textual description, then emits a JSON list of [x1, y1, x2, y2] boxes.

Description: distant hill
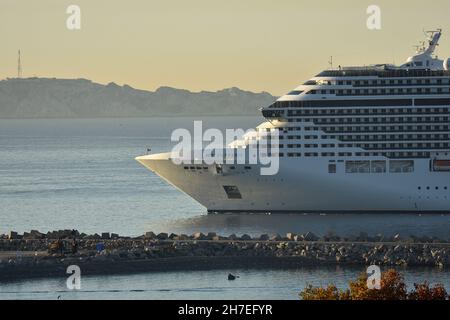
[[0, 78, 276, 118]]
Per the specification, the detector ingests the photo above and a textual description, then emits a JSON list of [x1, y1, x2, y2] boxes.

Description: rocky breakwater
[[0, 230, 449, 280]]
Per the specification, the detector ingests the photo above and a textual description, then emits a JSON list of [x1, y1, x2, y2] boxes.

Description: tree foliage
[[300, 269, 448, 300]]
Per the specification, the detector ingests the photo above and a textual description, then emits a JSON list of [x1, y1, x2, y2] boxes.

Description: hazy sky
[[1, 0, 449, 95]]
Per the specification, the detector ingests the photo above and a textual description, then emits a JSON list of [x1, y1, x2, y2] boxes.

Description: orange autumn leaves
[[300, 269, 448, 300]]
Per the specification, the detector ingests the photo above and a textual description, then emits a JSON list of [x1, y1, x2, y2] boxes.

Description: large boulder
[[228, 234, 238, 240], [156, 233, 169, 240], [144, 231, 156, 239], [301, 232, 319, 242], [61, 230, 74, 238], [30, 230, 45, 239], [192, 232, 206, 240], [47, 229, 79, 239], [168, 233, 178, 240], [174, 234, 189, 241], [8, 231, 19, 240], [46, 231, 56, 239], [259, 234, 270, 241], [70, 230, 80, 238], [270, 234, 282, 241], [240, 234, 252, 241], [101, 232, 111, 240], [22, 232, 32, 240], [206, 232, 217, 240], [286, 233, 297, 241]]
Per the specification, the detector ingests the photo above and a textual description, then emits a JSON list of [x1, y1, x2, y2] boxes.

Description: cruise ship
[[136, 29, 450, 214]]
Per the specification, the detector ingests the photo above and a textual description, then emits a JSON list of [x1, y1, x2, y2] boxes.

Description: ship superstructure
[[137, 30, 450, 213]]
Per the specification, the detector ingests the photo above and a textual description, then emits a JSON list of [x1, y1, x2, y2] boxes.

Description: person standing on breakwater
[[58, 238, 64, 256], [70, 239, 78, 254]]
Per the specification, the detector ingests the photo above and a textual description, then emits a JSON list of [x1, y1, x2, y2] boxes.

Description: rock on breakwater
[[0, 230, 449, 281]]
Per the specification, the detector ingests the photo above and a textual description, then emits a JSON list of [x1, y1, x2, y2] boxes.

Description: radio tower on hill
[[17, 50, 22, 78]]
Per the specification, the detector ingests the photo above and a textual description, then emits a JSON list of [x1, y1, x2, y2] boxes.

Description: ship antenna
[[17, 50, 22, 78], [423, 29, 442, 56], [328, 56, 333, 70]]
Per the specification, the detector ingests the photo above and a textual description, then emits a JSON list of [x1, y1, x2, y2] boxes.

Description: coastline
[[1, 230, 449, 282]]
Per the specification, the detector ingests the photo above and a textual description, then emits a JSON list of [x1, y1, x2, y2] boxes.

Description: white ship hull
[[136, 154, 450, 213], [136, 29, 450, 214]]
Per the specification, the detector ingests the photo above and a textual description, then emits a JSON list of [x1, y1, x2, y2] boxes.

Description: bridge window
[[287, 90, 303, 95]]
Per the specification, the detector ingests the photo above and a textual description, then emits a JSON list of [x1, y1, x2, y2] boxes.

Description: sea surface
[[1, 117, 450, 299], [1, 267, 449, 300]]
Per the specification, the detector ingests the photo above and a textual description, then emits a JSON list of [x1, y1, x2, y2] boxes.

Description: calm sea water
[[1, 117, 450, 299], [1, 267, 449, 300]]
